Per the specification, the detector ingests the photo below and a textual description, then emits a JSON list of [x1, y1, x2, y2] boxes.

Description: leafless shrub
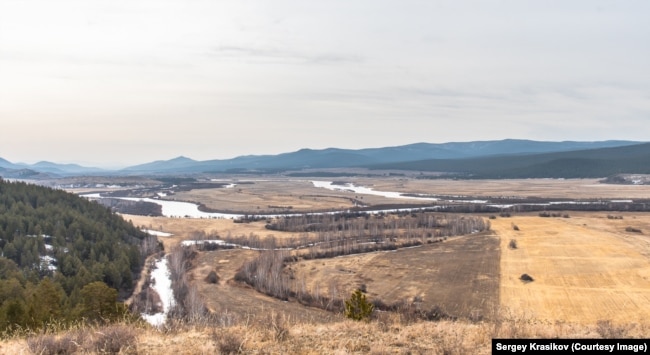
[[625, 226, 643, 234], [512, 224, 520, 231], [596, 320, 630, 338], [130, 283, 162, 315], [212, 331, 243, 354], [91, 324, 138, 354], [27, 332, 81, 355], [205, 270, 220, 284], [259, 312, 289, 342], [508, 239, 518, 249], [235, 250, 290, 301]]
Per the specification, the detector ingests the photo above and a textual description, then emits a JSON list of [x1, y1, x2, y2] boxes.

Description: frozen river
[[81, 180, 629, 219]]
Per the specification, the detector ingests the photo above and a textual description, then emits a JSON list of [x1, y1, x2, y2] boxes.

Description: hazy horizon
[[2, 1, 649, 167], [1, 138, 646, 170]]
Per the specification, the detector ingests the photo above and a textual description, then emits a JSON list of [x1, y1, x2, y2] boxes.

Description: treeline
[[265, 211, 489, 239], [0, 179, 158, 332], [95, 198, 162, 216]]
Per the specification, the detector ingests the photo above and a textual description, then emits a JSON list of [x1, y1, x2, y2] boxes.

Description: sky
[[1, 0, 649, 168]]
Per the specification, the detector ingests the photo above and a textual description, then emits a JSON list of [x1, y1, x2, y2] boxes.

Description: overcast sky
[[1, 0, 649, 167]]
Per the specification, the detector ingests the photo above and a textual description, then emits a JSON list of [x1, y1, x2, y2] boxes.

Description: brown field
[[288, 232, 500, 320], [167, 178, 650, 215], [189, 249, 336, 324], [173, 180, 362, 213], [170, 179, 437, 214], [353, 178, 650, 199], [123, 215, 301, 251], [125, 177, 650, 327], [494, 212, 650, 324], [6, 179, 650, 353]]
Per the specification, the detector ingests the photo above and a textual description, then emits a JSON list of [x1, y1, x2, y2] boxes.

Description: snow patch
[[143, 229, 173, 237], [141, 256, 176, 327], [312, 181, 439, 201]]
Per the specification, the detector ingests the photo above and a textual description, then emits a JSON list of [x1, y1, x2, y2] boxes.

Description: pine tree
[[344, 289, 374, 321]]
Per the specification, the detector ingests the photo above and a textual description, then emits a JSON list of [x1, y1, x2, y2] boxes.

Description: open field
[[166, 178, 650, 215], [123, 214, 301, 250], [173, 180, 363, 213], [494, 212, 650, 324], [287, 232, 499, 320], [347, 177, 650, 200], [189, 249, 336, 324], [124, 178, 650, 344], [126, 210, 650, 327]]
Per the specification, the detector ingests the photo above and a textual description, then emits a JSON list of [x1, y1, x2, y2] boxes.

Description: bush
[[520, 274, 534, 282], [28, 332, 81, 355], [213, 331, 243, 354], [205, 270, 220, 284], [27, 324, 137, 354], [625, 227, 643, 234], [512, 224, 520, 231], [91, 324, 138, 353], [344, 289, 374, 321], [596, 320, 629, 339], [508, 239, 518, 249]]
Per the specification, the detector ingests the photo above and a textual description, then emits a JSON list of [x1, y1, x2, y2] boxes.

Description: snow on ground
[[141, 256, 176, 327], [143, 229, 173, 237], [79, 193, 102, 199], [312, 181, 439, 201], [40, 256, 57, 271], [117, 197, 244, 219], [181, 239, 239, 248]]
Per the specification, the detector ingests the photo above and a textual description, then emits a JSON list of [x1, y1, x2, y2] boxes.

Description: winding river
[[81, 180, 633, 219]]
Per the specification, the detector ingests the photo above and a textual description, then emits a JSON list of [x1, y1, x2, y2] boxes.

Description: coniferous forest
[[0, 178, 156, 331]]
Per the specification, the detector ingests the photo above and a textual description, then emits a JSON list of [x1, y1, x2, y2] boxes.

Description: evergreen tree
[[344, 289, 374, 321]]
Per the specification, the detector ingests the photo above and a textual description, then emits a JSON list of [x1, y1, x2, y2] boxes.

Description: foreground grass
[[2, 314, 648, 354]]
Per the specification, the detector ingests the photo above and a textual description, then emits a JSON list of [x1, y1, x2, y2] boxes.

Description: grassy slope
[[3, 315, 648, 354]]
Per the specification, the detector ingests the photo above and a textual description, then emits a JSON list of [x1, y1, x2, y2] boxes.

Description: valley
[[4, 175, 650, 353], [117, 177, 650, 329]]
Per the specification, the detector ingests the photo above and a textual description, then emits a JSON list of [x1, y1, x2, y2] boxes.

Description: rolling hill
[[1, 139, 646, 178], [368, 142, 650, 178], [118, 139, 643, 175]]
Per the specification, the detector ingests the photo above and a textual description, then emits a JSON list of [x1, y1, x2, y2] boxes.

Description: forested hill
[[366, 142, 650, 178], [0, 178, 156, 331]]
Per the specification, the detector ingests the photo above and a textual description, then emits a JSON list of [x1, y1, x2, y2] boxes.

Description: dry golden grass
[[189, 249, 335, 323], [359, 178, 650, 199], [288, 232, 499, 319], [3, 314, 649, 355], [495, 213, 650, 324], [123, 215, 302, 250], [173, 180, 362, 213]]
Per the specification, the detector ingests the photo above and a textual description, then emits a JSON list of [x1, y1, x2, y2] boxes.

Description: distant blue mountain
[[0, 158, 105, 178], [119, 139, 643, 174], [369, 142, 650, 178], [1, 139, 645, 178]]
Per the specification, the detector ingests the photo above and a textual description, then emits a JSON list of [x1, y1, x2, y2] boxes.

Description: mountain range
[[1, 139, 647, 179]]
